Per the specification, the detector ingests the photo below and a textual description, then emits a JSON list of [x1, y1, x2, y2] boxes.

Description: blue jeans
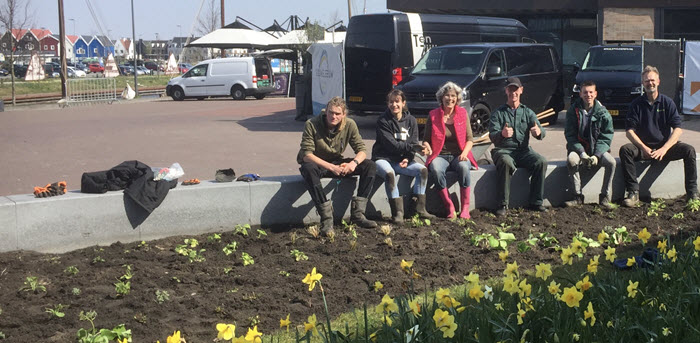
[[429, 154, 471, 189], [375, 159, 428, 199]]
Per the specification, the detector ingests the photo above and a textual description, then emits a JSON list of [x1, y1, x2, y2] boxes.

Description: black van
[[572, 45, 642, 120], [397, 43, 564, 135], [344, 13, 533, 114]]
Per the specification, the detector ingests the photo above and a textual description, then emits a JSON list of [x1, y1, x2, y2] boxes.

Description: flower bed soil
[[1, 198, 699, 342]]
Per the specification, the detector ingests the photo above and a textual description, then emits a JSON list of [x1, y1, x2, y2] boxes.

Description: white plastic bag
[[152, 162, 185, 181]]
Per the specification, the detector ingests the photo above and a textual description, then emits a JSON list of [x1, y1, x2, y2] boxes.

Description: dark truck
[[572, 45, 642, 120]]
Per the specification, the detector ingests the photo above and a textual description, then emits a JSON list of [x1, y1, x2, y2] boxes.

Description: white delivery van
[[166, 57, 274, 101]]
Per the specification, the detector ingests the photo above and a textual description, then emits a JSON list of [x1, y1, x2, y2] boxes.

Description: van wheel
[[231, 86, 246, 100], [171, 87, 185, 101], [254, 94, 265, 100], [471, 104, 491, 136]]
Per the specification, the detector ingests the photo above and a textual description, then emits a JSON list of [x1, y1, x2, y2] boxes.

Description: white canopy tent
[[187, 27, 278, 49]]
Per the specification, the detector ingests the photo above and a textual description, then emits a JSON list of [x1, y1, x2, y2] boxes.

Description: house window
[[51, 45, 55, 50], [2, 43, 5, 48], [77, 47, 85, 54], [44, 45, 48, 50], [93, 48, 98, 53], [26, 43, 34, 50]]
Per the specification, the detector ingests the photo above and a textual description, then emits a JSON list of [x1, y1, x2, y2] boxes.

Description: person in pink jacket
[[422, 81, 478, 218]]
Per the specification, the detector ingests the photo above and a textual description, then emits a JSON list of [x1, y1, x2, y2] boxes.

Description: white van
[[166, 57, 274, 101]]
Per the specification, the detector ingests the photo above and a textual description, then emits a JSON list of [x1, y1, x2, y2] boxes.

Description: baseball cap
[[505, 77, 522, 88]]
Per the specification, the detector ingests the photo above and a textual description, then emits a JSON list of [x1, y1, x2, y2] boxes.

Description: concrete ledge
[[1, 156, 695, 253]]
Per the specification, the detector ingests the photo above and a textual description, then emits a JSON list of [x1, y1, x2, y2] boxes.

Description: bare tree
[[0, 0, 33, 105], [196, 0, 219, 59]]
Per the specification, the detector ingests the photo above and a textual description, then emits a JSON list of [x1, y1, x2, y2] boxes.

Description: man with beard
[[620, 65, 698, 206]]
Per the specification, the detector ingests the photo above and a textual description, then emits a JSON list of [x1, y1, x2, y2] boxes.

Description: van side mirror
[[572, 62, 580, 72], [486, 66, 501, 78]]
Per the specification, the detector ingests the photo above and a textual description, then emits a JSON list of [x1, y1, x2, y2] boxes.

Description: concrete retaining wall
[[0, 157, 695, 253]]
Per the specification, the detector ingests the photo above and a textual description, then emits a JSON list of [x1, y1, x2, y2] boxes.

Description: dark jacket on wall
[[80, 160, 177, 213]]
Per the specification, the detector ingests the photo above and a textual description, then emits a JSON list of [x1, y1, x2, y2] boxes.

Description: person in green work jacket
[[297, 96, 378, 237], [563, 80, 615, 209], [489, 77, 548, 216]]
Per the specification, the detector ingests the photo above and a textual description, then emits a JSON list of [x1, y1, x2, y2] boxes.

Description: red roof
[[66, 35, 79, 44], [30, 28, 52, 40], [121, 38, 131, 50], [11, 29, 29, 40]]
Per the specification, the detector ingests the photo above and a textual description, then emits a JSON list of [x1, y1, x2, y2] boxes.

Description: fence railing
[[66, 78, 118, 105]]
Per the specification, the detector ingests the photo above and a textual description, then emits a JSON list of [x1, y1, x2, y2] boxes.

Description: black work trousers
[[619, 142, 697, 194], [299, 158, 376, 206]]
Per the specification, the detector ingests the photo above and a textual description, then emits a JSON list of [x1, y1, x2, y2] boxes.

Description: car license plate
[[416, 117, 427, 125], [609, 110, 619, 116], [348, 96, 362, 102]]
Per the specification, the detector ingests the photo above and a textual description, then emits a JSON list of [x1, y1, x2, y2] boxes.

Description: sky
[[31, 0, 389, 41]]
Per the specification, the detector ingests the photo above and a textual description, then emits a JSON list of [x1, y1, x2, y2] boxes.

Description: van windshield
[[411, 47, 487, 75], [581, 47, 641, 72]]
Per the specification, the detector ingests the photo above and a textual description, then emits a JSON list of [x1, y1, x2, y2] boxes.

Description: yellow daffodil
[[587, 255, 599, 274], [412, 270, 422, 279], [517, 303, 526, 325], [120, 339, 127, 343], [302, 267, 323, 291], [597, 230, 609, 244], [373, 281, 383, 292], [521, 297, 535, 312], [444, 296, 461, 308], [502, 275, 519, 295], [662, 327, 671, 336], [469, 285, 484, 303], [607, 321, 614, 328], [279, 314, 291, 331], [167, 331, 181, 343], [561, 286, 584, 308], [436, 288, 450, 301], [369, 331, 378, 342], [504, 261, 519, 277], [626, 257, 636, 267], [408, 299, 421, 317], [657, 239, 668, 253], [304, 314, 319, 337], [659, 303, 667, 311], [245, 325, 262, 343], [499, 250, 509, 262], [548, 281, 561, 296], [663, 273, 670, 281], [518, 279, 532, 298], [495, 303, 504, 311], [376, 293, 399, 314], [464, 271, 480, 286], [605, 246, 617, 262], [400, 259, 413, 273], [573, 333, 580, 341], [571, 239, 584, 255], [576, 275, 593, 292], [693, 236, 700, 251], [561, 247, 574, 265], [433, 309, 458, 338], [667, 246, 677, 262], [584, 302, 596, 326], [627, 280, 639, 298], [535, 263, 552, 281], [637, 228, 651, 245], [217, 323, 236, 340]]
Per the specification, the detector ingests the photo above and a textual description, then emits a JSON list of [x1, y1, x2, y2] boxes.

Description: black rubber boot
[[389, 197, 404, 224], [414, 194, 436, 220], [351, 196, 378, 228], [317, 201, 335, 236]]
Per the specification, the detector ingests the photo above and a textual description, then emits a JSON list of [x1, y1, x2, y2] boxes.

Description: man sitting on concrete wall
[[620, 65, 698, 207], [297, 96, 378, 236], [564, 80, 615, 209], [489, 77, 548, 216]]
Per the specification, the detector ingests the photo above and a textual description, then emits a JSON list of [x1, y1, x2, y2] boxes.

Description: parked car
[[0, 68, 8, 76], [88, 63, 104, 73], [166, 57, 275, 101], [118, 64, 134, 75], [144, 61, 163, 72], [397, 42, 564, 135], [13, 64, 27, 78], [75, 62, 89, 72], [44, 64, 60, 78], [136, 66, 150, 75], [67, 66, 86, 78], [572, 45, 642, 120], [178, 63, 192, 74]]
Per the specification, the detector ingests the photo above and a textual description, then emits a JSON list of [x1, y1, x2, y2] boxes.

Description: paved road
[[3, 97, 700, 196]]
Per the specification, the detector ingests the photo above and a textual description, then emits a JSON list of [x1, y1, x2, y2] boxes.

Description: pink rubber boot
[[459, 187, 471, 219], [438, 188, 456, 219]]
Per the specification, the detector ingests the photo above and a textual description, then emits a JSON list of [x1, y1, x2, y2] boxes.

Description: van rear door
[[253, 58, 274, 90]]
